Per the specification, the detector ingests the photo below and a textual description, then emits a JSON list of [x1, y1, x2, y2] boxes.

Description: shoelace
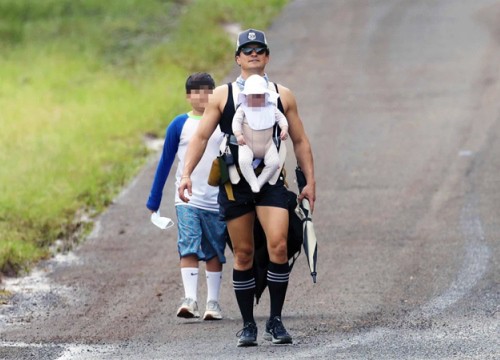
[[236, 323, 256, 337], [270, 317, 287, 335], [274, 321, 286, 333], [206, 301, 220, 311]]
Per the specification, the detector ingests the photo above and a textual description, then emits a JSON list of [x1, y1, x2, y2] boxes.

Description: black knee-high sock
[[233, 268, 256, 324], [267, 261, 290, 318]]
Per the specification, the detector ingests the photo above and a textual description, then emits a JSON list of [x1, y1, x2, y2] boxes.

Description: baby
[[232, 74, 288, 193]]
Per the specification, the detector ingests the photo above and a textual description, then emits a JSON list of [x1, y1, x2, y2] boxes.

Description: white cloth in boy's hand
[[151, 211, 174, 230]]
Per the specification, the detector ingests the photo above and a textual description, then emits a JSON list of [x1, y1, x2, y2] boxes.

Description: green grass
[[0, 0, 288, 276]]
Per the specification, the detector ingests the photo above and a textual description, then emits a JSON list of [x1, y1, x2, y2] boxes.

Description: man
[[179, 29, 316, 347]]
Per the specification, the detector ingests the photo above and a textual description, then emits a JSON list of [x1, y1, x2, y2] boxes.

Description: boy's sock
[[181, 267, 199, 301], [233, 268, 256, 324], [206, 270, 222, 303], [267, 261, 290, 318]]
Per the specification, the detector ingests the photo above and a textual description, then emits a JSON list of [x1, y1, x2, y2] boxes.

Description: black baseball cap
[[236, 29, 268, 52]]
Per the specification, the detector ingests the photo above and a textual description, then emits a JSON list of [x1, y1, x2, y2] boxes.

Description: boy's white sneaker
[[176, 298, 200, 318], [203, 300, 223, 320]]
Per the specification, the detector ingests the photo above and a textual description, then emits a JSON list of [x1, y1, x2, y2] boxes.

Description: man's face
[[187, 87, 213, 112], [236, 44, 269, 70]]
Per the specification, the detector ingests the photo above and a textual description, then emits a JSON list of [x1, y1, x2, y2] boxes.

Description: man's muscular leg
[[228, 212, 256, 326]]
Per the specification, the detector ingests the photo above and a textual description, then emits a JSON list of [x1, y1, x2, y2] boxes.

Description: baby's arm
[[232, 107, 246, 145], [275, 108, 289, 140]]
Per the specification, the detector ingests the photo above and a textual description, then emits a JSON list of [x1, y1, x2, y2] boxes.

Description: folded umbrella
[[295, 166, 318, 283]]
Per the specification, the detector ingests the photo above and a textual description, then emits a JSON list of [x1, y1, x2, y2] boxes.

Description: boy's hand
[[178, 176, 192, 202]]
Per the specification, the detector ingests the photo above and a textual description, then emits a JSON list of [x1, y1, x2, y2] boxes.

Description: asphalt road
[[1, 0, 499, 359]]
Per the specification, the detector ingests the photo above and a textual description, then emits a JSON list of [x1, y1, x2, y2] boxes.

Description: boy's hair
[[185, 72, 215, 93]]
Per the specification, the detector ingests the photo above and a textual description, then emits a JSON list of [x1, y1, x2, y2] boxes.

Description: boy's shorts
[[176, 205, 227, 263], [218, 177, 289, 221]]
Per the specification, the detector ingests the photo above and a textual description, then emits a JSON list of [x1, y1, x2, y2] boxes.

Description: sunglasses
[[240, 47, 267, 56]]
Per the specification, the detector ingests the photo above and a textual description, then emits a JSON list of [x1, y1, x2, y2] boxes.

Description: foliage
[[0, 0, 288, 276]]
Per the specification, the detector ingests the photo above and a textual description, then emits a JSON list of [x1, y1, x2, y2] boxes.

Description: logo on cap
[[248, 32, 257, 41]]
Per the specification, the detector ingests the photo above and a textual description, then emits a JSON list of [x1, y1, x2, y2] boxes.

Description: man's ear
[[235, 55, 241, 67]]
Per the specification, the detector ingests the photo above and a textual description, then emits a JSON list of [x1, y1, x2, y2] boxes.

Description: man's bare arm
[[178, 85, 226, 202], [279, 85, 316, 212]]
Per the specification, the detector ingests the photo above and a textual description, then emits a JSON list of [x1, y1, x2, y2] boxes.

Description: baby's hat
[[239, 75, 279, 104]]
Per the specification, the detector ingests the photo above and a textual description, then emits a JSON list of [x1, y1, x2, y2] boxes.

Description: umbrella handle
[[295, 166, 307, 192], [301, 198, 313, 216]]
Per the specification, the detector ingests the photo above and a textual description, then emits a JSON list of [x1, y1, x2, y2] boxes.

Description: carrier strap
[[224, 182, 235, 201]]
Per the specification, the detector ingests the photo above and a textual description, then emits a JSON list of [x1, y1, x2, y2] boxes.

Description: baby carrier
[[219, 81, 287, 193]]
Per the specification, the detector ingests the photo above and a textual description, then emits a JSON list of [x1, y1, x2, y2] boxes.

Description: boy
[[147, 73, 227, 320], [232, 74, 288, 193]]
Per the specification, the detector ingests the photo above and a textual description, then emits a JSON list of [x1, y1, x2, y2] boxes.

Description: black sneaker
[[236, 322, 258, 347], [263, 316, 293, 344]]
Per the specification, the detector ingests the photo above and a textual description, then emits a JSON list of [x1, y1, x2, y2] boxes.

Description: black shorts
[[218, 177, 289, 221]]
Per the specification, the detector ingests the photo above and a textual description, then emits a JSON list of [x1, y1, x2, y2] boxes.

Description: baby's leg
[[257, 146, 280, 188], [238, 145, 260, 193]]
